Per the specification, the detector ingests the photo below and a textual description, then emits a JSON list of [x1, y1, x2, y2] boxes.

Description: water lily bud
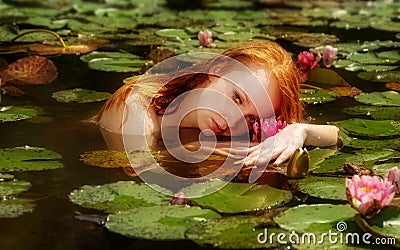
[[346, 175, 394, 218], [198, 30, 215, 48], [322, 45, 338, 68], [385, 166, 400, 194], [297, 51, 318, 81], [260, 117, 287, 140], [170, 191, 187, 205]]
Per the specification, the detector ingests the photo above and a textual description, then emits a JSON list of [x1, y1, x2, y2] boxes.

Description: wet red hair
[[93, 40, 303, 124]]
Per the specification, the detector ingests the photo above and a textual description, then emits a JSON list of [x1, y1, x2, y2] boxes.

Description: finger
[[274, 147, 296, 166]]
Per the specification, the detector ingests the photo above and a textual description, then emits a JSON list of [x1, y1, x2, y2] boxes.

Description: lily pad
[[343, 106, 400, 120], [79, 150, 130, 168], [354, 206, 400, 247], [274, 204, 357, 233], [307, 68, 351, 88], [300, 88, 339, 104], [155, 28, 190, 39], [105, 205, 221, 240], [79, 51, 140, 63], [0, 199, 35, 218], [357, 71, 400, 83], [0, 106, 38, 122], [296, 176, 346, 201], [69, 181, 172, 213], [348, 52, 399, 65], [339, 131, 400, 150], [182, 179, 293, 213], [0, 145, 63, 172], [185, 215, 285, 249], [87, 58, 153, 73], [0, 180, 31, 197], [333, 118, 400, 139], [354, 91, 400, 107], [51, 88, 111, 103]]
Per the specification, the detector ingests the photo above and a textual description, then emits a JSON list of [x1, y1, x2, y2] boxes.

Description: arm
[[241, 123, 340, 166]]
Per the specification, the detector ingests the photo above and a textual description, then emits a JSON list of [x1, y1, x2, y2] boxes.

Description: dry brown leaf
[[329, 86, 362, 97], [386, 82, 400, 92]]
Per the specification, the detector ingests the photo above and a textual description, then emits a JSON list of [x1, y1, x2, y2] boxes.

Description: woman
[[93, 40, 339, 167]]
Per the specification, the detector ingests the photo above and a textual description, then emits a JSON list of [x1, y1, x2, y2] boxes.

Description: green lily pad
[[80, 51, 141, 62], [313, 149, 398, 174], [69, 181, 172, 213], [307, 68, 351, 88], [355, 206, 400, 247], [300, 89, 339, 104], [0, 199, 35, 218], [343, 106, 400, 120], [357, 71, 400, 83], [344, 63, 398, 72], [106, 205, 221, 240], [182, 179, 292, 213], [297, 176, 346, 201], [185, 215, 285, 249], [333, 118, 400, 139], [0, 146, 63, 172], [87, 58, 153, 73], [52, 88, 111, 103], [373, 163, 400, 176], [339, 131, 400, 150], [155, 28, 190, 39], [0, 106, 38, 122], [354, 91, 400, 107], [274, 204, 357, 233], [308, 148, 338, 171], [0, 180, 31, 197], [348, 52, 399, 65]]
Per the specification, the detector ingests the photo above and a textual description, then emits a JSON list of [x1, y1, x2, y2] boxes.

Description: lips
[[211, 119, 224, 134]]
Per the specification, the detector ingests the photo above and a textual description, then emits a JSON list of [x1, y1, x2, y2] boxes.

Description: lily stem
[[11, 29, 67, 48]]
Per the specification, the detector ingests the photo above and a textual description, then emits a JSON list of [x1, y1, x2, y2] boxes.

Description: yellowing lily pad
[[79, 150, 130, 168], [51, 88, 111, 103]]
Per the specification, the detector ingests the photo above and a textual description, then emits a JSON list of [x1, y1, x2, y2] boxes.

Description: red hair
[[93, 40, 303, 124]]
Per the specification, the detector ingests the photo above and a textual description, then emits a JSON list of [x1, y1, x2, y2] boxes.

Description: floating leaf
[[69, 181, 172, 213], [300, 88, 339, 104], [329, 86, 362, 97], [0, 199, 35, 218], [386, 82, 400, 92], [185, 215, 285, 249], [79, 150, 130, 168], [274, 204, 356, 232], [106, 205, 221, 240], [51, 88, 111, 103], [343, 106, 400, 120], [88, 58, 153, 73], [0, 106, 38, 122], [0, 180, 31, 197], [296, 176, 346, 200], [354, 91, 400, 107], [182, 179, 292, 213], [80, 51, 140, 63], [307, 68, 350, 88], [0, 145, 63, 172], [333, 118, 400, 139], [155, 28, 190, 39], [354, 206, 400, 247], [339, 131, 400, 150], [27, 44, 99, 55], [357, 71, 400, 83], [348, 52, 399, 65], [0, 56, 58, 85]]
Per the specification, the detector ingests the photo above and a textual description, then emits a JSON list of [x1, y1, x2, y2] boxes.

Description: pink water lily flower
[[252, 118, 287, 142], [322, 45, 338, 68], [385, 166, 400, 194], [198, 30, 215, 48], [297, 51, 318, 81], [169, 191, 188, 205], [346, 175, 394, 218]]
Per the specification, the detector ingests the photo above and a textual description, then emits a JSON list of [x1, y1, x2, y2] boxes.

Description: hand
[[239, 123, 307, 166]]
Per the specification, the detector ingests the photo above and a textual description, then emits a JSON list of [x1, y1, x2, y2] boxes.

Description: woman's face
[[193, 64, 282, 137]]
